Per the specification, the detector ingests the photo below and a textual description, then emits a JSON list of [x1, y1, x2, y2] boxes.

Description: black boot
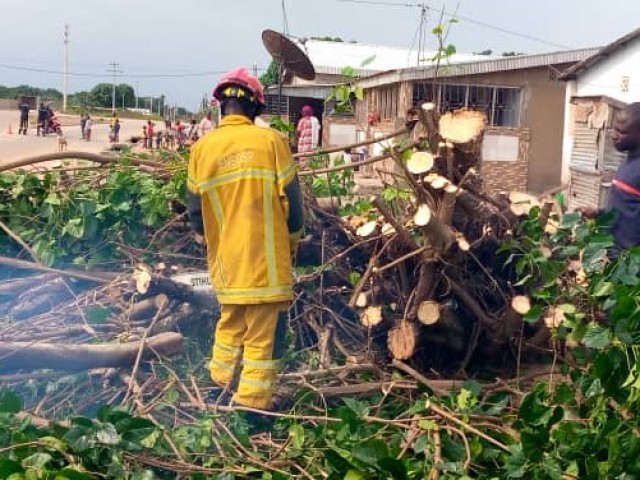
[[205, 386, 232, 406]]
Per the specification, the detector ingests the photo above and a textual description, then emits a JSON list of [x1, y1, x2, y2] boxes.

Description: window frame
[[411, 82, 522, 127]]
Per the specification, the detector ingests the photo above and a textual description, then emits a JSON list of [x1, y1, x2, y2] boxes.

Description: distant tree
[[310, 36, 344, 42], [260, 60, 279, 88], [89, 83, 114, 108], [502, 51, 527, 57], [116, 84, 135, 108], [69, 90, 91, 108], [474, 49, 493, 56], [88, 83, 136, 109], [0, 84, 62, 100]]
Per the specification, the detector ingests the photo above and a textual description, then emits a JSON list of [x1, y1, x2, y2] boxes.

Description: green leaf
[[591, 280, 614, 297], [523, 304, 542, 324], [352, 439, 389, 466], [344, 470, 366, 480], [44, 192, 61, 205], [513, 274, 532, 287], [62, 217, 84, 239], [39, 435, 68, 452], [340, 66, 357, 78], [560, 212, 581, 228], [444, 44, 457, 56], [518, 390, 551, 426], [377, 457, 408, 479], [0, 459, 22, 478], [288, 424, 305, 450], [21, 452, 52, 470], [140, 429, 162, 448], [418, 419, 438, 430], [131, 471, 157, 480], [56, 469, 101, 480], [582, 323, 611, 349], [413, 434, 429, 454], [343, 398, 370, 418], [359, 55, 377, 68], [96, 423, 121, 445], [0, 389, 22, 413]]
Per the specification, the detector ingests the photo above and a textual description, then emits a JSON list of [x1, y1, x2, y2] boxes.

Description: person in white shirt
[[199, 112, 214, 138]]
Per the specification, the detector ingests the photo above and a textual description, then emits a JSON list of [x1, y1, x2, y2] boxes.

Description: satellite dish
[[262, 29, 316, 81]]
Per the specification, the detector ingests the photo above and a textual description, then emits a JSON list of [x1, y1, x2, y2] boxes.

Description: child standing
[[84, 116, 92, 141]]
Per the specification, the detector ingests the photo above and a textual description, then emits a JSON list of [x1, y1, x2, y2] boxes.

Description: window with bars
[[411, 82, 522, 127], [264, 94, 288, 116]]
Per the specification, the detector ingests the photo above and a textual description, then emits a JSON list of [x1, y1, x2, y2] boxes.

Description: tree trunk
[[0, 332, 184, 372]]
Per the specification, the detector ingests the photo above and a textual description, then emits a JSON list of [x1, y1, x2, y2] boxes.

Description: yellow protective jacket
[[188, 115, 299, 304]]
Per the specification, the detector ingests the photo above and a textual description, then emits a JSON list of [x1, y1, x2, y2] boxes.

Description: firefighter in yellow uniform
[[187, 68, 304, 410]]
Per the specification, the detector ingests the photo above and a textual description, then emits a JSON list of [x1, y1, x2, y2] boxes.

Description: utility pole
[[135, 82, 139, 109], [107, 62, 122, 113], [417, 3, 427, 67], [63, 24, 69, 112]]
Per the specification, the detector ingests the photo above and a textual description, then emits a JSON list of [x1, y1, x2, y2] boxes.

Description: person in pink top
[[296, 105, 320, 154], [199, 111, 214, 138], [146, 121, 155, 149]]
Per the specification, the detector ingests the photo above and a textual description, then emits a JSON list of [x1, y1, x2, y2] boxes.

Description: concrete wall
[[482, 127, 530, 194], [576, 37, 640, 103], [439, 67, 568, 193], [359, 65, 569, 193]]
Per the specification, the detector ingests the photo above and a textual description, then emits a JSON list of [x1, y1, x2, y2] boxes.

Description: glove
[[289, 229, 304, 257]]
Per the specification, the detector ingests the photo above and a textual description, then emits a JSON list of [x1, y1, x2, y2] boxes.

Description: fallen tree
[[0, 107, 556, 384], [0, 332, 184, 371], [293, 104, 553, 374]]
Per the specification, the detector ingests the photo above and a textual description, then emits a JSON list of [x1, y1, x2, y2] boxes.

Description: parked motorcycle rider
[[37, 102, 49, 136], [187, 68, 304, 414]]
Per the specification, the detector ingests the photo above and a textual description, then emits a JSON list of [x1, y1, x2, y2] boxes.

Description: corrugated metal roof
[[357, 48, 599, 89], [294, 38, 484, 76], [560, 28, 640, 80]]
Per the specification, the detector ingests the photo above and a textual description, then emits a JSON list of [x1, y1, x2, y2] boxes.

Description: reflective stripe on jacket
[[188, 115, 298, 304]]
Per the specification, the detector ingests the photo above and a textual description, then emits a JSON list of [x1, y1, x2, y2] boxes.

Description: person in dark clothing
[[37, 102, 48, 136], [18, 100, 29, 135], [80, 114, 87, 139], [113, 119, 121, 143], [580, 103, 640, 251]]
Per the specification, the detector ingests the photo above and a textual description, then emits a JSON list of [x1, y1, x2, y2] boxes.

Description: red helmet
[[213, 68, 265, 107]]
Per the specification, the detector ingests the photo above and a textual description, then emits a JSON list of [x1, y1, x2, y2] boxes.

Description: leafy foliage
[[324, 57, 373, 114], [88, 83, 136, 109], [0, 85, 62, 101], [0, 154, 187, 268], [300, 154, 356, 204], [259, 60, 279, 88], [3, 153, 640, 478]]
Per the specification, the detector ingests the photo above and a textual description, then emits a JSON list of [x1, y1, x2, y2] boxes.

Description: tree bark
[[0, 332, 184, 372]]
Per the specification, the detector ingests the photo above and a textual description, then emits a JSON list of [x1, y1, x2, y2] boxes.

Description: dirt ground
[[0, 110, 153, 166]]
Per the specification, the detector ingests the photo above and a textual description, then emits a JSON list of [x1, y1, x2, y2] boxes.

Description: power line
[[336, 0, 571, 50], [0, 62, 266, 79], [282, 0, 290, 35], [107, 61, 122, 113], [63, 25, 69, 112], [337, 0, 422, 6], [443, 8, 571, 50]]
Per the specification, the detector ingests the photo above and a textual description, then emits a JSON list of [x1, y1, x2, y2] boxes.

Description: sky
[[0, 0, 638, 111]]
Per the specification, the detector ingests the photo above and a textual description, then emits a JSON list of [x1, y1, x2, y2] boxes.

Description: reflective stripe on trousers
[[209, 302, 288, 409]]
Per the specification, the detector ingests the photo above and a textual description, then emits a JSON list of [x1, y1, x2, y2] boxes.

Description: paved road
[[0, 110, 150, 166]]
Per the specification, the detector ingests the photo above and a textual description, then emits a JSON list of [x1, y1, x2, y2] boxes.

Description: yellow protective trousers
[[209, 302, 288, 409]]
